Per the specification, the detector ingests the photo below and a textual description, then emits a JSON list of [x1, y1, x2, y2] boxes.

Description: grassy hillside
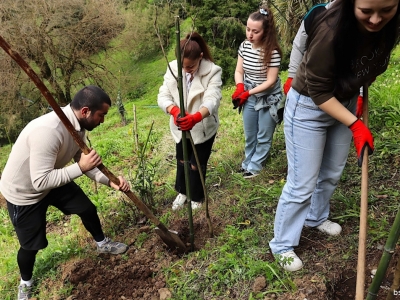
[[0, 34, 400, 299]]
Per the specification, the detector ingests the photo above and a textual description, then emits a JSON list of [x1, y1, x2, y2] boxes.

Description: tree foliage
[[188, 0, 260, 84], [268, 0, 326, 48], [0, 0, 125, 141], [187, 0, 327, 83], [122, 0, 178, 60]]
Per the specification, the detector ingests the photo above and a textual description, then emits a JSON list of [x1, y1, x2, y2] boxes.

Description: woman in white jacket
[[158, 32, 222, 211]]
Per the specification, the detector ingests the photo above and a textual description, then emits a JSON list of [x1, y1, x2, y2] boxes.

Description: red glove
[[232, 83, 245, 100], [169, 106, 181, 125], [176, 112, 202, 131], [283, 77, 293, 95], [349, 119, 374, 167], [356, 95, 363, 119], [237, 91, 250, 107]]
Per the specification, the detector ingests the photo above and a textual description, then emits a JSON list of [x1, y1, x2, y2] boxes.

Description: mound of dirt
[[60, 213, 222, 300]]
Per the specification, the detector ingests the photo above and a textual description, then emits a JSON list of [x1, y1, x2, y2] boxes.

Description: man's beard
[[80, 117, 97, 131]]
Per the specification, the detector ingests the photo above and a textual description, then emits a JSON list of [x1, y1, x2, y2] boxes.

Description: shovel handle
[[356, 85, 369, 300]]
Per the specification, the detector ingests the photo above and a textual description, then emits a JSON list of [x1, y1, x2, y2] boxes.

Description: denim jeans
[[241, 95, 277, 174], [269, 88, 357, 254]]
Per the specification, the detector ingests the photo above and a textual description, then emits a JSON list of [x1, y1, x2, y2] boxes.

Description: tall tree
[[0, 0, 125, 142], [190, 0, 260, 84], [0, 0, 125, 105]]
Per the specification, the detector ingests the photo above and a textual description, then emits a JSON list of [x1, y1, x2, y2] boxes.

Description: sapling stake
[[175, 17, 195, 251]]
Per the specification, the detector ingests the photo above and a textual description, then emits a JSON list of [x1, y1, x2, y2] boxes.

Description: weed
[[135, 232, 149, 248]]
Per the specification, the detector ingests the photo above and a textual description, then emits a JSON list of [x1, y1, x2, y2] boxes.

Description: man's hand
[[169, 106, 181, 125], [110, 176, 130, 192], [232, 83, 245, 100], [78, 149, 102, 173], [176, 112, 202, 131], [349, 119, 374, 167], [283, 77, 293, 95]]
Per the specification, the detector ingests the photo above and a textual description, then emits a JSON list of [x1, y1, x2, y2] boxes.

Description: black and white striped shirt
[[238, 41, 281, 86]]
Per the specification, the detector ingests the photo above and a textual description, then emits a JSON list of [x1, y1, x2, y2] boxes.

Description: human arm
[[75, 150, 130, 190], [285, 23, 307, 94], [319, 97, 374, 166], [157, 61, 179, 113], [247, 66, 280, 96], [29, 127, 85, 192], [77, 149, 102, 173], [166, 105, 182, 125], [109, 176, 130, 192], [178, 62, 221, 130], [288, 21, 307, 79], [176, 108, 207, 131]]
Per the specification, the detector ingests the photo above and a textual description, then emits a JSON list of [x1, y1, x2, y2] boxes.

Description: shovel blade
[[155, 227, 187, 254]]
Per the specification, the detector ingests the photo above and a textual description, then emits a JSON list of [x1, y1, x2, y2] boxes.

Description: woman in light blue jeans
[[241, 80, 281, 176], [269, 88, 356, 254], [231, 6, 282, 178], [269, 0, 399, 272]]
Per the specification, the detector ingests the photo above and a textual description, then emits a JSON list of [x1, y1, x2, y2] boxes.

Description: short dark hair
[[70, 85, 111, 112]]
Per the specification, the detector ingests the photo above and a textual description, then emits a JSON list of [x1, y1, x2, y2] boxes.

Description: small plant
[[135, 232, 149, 248], [129, 119, 160, 214]]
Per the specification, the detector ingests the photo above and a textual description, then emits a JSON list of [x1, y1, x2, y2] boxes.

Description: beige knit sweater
[[0, 105, 109, 206]]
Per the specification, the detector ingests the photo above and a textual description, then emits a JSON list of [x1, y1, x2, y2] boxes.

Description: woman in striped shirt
[[232, 6, 283, 178]]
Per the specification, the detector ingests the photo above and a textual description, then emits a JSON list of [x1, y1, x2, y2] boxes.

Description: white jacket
[[157, 59, 222, 144]]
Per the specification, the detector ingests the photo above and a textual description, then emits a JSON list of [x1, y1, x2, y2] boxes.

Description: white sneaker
[[191, 201, 202, 210], [276, 250, 303, 272], [316, 220, 342, 236], [172, 193, 187, 211], [18, 283, 33, 300]]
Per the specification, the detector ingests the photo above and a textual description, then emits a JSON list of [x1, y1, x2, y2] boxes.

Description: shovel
[[356, 84, 369, 299], [0, 35, 187, 253]]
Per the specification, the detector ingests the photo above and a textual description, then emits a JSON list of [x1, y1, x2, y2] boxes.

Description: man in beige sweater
[[0, 86, 130, 300]]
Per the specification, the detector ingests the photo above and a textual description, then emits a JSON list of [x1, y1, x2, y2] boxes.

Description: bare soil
[[54, 206, 399, 300], [59, 213, 224, 300]]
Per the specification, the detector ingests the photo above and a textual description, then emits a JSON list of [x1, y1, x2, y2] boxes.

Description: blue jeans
[[269, 88, 357, 254], [241, 95, 277, 174]]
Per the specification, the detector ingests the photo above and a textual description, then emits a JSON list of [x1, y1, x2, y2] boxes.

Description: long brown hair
[[248, 6, 282, 66], [179, 32, 214, 62]]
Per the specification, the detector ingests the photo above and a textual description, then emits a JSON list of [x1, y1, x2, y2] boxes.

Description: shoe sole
[[243, 173, 259, 179]]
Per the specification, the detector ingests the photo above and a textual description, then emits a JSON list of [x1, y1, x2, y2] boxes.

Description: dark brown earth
[[49, 210, 399, 300], [56, 213, 225, 300]]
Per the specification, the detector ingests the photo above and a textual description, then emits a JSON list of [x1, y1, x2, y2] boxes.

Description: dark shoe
[[97, 237, 127, 254], [18, 283, 32, 300], [243, 171, 259, 179], [238, 167, 246, 173]]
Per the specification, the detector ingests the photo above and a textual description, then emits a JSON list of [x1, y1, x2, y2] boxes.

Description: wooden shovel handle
[[356, 85, 369, 300]]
